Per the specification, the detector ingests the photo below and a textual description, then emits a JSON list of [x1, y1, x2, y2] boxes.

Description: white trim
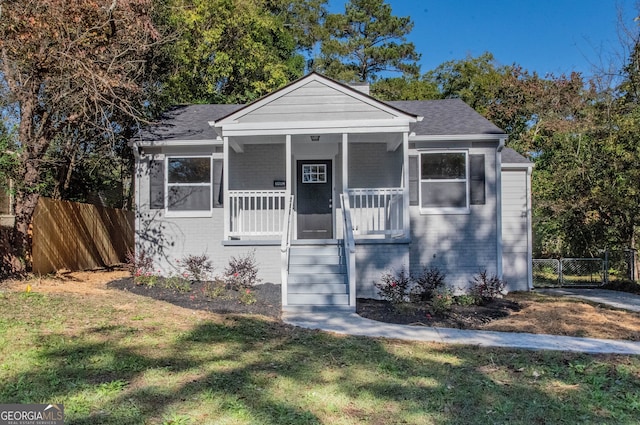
[[410, 134, 507, 142], [223, 137, 230, 239], [212, 73, 420, 126], [501, 163, 534, 170], [496, 141, 504, 280], [526, 167, 534, 290], [342, 133, 349, 193], [164, 155, 214, 218], [218, 119, 413, 137], [418, 150, 470, 215], [137, 139, 221, 147], [402, 132, 410, 238]]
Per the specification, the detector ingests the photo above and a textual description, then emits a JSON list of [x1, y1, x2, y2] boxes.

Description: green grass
[[1, 288, 639, 424]]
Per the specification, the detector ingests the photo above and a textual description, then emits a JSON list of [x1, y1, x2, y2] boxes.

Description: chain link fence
[[533, 258, 604, 288], [533, 248, 637, 288]]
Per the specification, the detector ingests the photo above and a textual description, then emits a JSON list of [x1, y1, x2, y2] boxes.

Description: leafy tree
[[371, 76, 439, 100], [162, 0, 326, 104], [313, 0, 420, 82], [0, 0, 161, 269], [425, 52, 510, 114]]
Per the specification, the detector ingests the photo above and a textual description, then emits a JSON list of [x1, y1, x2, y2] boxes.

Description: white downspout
[[496, 137, 506, 280], [223, 136, 230, 240], [132, 142, 142, 256], [526, 166, 534, 290]]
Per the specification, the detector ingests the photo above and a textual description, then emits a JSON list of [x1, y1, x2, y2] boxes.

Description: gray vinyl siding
[[135, 148, 282, 283], [501, 168, 531, 291], [408, 144, 499, 291], [229, 144, 285, 190], [236, 81, 394, 123], [355, 243, 410, 299], [348, 143, 403, 188]]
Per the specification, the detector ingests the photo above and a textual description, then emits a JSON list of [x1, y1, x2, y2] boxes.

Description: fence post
[[603, 249, 609, 285], [558, 258, 563, 285]]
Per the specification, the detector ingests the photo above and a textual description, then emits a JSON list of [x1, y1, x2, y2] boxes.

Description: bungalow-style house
[[132, 72, 533, 311]]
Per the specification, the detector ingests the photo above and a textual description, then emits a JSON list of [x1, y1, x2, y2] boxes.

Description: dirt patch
[[3, 270, 640, 341]]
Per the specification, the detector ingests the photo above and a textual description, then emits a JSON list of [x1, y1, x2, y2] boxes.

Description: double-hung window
[[419, 151, 469, 213], [167, 156, 212, 216]]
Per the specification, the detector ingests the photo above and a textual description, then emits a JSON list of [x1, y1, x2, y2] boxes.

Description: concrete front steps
[[284, 242, 353, 312]]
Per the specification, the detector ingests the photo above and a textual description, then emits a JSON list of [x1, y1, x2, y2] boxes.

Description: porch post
[[402, 132, 410, 238], [342, 133, 349, 193], [285, 135, 292, 195], [223, 136, 230, 240]]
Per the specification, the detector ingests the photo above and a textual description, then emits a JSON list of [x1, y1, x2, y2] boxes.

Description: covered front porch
[[210, 72, 420, 311]]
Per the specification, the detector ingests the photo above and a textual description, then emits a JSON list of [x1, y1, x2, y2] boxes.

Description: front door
[[296, 160, 333, 239]]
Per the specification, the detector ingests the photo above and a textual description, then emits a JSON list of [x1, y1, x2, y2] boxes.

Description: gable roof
[[138, 104, 242, 142], [502, 147, 533, 167], [388, 99, 505, 137], [136, 74, 506, 143]]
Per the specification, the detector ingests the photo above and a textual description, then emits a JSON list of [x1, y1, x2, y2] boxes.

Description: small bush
[[126, 248, 154, 278], [134, 272, 159, 287], [410, 266, 446, 302], [430, 286, 454, 314], [470, 270, 506, 300], [375, 267, 411, 306], [238, 288, 257, 305], [455, 293, 477, 306], [223, 250, 261, 291], [180, 254, 214, 282], [163, 275, 191, 292], [203, 279, 227, 299]]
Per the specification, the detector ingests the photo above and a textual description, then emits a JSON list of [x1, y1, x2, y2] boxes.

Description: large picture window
[[420, 152, 469, 212], [167, 157, 212, 213]]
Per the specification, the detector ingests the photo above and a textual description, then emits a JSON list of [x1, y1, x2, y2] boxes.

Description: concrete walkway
[[536, 288, 640, 312], [283, 289, 640, 355]]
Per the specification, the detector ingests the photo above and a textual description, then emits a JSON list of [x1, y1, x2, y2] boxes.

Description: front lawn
[[0, 273, 639, 424]]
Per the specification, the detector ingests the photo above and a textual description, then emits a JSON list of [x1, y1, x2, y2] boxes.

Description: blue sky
[[329, 0, 638, 78]]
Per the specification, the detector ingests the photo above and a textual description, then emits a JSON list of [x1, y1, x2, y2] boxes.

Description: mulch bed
[[108, 277, 523, 328], [356, 298, 522, 329], [108, 278, 282, 319]]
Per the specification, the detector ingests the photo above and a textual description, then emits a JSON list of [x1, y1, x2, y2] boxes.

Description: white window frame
[[301, 163, 327, 183], [419, 150, 470, 215], [165, 155, 213, 218]]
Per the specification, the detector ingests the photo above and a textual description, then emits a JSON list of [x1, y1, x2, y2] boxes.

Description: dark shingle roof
[[502, 147, 532, 164], [138, 104, 242, 141], [138, 98, 505, 142], [387, 99, 505, 136]]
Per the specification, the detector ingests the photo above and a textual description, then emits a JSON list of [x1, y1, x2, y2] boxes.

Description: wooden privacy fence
[[32, 197, 134, 274]]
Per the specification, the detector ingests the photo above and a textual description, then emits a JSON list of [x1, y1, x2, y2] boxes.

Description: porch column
[[342, 133, 349, 193], [285, 135, 292, 195], [402, 132, 410, 238], [223, 136, 230, 240]]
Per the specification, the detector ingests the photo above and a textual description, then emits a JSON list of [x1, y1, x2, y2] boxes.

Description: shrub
[[454, 293, 477, 306], [203, 279, 227, 299], [375, 267, 411, 306], [430, 286, 454, 314], [223, 250, 261, 291], [163, 275, 191, 292], [135, 272, 159, 287], [180, 254, 214, 282], [125, 248, 154, 278], [238, 288, 257, 305], [470, 270, 506, 301], [410, 266, 446, 302]]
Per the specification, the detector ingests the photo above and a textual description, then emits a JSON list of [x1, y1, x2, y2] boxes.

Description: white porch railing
[[347, 188, 405, 237], [229, 190, 288, 238], [280, 195, 294, 307], [340, 194, 357, 308]]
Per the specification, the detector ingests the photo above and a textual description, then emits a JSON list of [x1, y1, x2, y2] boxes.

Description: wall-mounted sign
[[273, 180, 286, 188]]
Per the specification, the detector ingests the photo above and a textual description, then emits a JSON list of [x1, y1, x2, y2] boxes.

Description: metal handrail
[[280, 195, 294, 307], [340, 193, 357, 307]]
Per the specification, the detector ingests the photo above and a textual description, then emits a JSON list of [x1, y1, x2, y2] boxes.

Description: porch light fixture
[[310, 135, 320, 141]]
